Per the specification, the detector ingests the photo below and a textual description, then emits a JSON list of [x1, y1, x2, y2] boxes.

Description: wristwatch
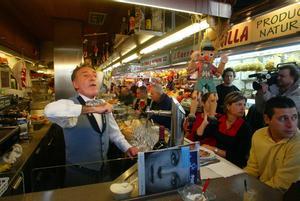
[[214, 148, 219, 154]]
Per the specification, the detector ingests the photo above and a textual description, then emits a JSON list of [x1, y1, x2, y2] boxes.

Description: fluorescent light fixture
[[173, 61, 188, 66], [122, 44, 137, 56], [0, 50, 13, 57], [228, 44, 300, 61], [140, 21, 209, 54], [104, 67, 113, 72], [112, 62, 121, 68], [122, 53, 138, 63], [115, 0, 202, 15], [112, 56, 120, 63], [140, 35, 155, 45]]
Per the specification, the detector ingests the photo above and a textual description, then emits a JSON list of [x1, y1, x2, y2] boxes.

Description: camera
[[249, 71, 278, 90], [248, 62, 299, 90]]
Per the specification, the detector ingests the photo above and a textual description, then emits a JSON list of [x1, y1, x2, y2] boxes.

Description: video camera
[[248, 62, 299, 90], [248, 71, 278, 90]]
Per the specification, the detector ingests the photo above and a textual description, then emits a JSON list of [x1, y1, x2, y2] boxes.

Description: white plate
[[199, 147, 216, 160]]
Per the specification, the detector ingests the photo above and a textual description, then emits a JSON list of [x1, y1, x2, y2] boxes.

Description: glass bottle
[[145, 7, 152, 30], [128, 7, 135, 35], [153, 125, 167, 150]]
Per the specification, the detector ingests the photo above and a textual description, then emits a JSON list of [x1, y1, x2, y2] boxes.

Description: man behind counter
[[44, 64, 138, 185]]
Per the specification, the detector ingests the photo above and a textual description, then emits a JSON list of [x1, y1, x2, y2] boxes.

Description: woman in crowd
[[195, 91, 253, 168], [184, 92, 219, 145]]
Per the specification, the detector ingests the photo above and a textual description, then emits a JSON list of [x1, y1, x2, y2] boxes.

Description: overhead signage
[[220, 3, 300, 49], [112, 65, 129, 76], [171, 45, 194, 64], [141, 53, 169, 68]]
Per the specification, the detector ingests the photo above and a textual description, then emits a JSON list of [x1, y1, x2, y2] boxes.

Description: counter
[[0, 172, 283, 201], [0, 123, 52, 195], [1, 152, 284, 201], [0, 122, 284, 201]]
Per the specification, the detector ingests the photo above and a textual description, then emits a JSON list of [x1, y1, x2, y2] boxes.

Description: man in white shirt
[[44, 64, 138, 185]]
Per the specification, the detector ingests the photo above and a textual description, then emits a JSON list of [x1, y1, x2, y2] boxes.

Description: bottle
[[120, 17, 128, 35], [145, 7, 152, 30], [128, 7, 135, 35], [135, 6, 145, 30], [153, 125, 167, 150]]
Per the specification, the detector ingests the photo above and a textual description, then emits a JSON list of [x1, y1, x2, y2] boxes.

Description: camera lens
[[252, 81, 262, 90]]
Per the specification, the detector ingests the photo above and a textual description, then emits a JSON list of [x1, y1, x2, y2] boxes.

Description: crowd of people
[[44, 62, 300, 192], [110, 63, 300, 191]]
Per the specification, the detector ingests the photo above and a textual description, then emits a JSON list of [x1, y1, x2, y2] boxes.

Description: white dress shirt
[[44, 94, 132, 152]]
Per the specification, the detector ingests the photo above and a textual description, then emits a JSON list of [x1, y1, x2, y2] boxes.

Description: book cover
[[138, 144, 199, 195]]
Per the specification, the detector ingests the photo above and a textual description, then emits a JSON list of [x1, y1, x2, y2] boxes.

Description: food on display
[[107, 99, 119, 105], [118, 119, 142, 140], [265, 61, 275, 71]]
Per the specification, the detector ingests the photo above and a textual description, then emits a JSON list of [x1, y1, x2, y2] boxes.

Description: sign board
[[112, 65, 129, 76], [220, 3, 300, 49], [171, 45, 194, 64], [141, 53, 169, 68]]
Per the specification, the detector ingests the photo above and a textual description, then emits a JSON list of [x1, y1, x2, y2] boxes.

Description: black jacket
[[150, 93, 172, 130]]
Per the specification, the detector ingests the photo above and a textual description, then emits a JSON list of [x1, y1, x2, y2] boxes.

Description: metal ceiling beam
[[114, 0, 232, 18]]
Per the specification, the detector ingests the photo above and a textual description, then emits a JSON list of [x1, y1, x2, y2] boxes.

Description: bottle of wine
[[145, 7, 152, 30], [153, 125, 167, 150], [128, 7, 135, 35]]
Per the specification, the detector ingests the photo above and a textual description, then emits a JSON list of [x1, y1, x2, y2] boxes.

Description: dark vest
[[63, 96, 109, 170]]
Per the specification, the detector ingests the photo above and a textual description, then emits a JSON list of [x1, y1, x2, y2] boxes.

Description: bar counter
[[1, 123, 284, 201], [1, 172, 283, 201]]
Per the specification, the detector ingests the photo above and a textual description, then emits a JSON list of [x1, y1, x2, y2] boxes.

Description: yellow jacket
[[244, 127, 300, 190]]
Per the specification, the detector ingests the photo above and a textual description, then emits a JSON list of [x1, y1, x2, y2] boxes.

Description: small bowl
[[110, 182, 133, 200]]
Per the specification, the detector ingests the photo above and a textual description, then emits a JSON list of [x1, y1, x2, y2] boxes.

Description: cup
[[243, 189, 256, 201]]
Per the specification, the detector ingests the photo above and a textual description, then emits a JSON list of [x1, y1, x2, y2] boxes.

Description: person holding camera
[[255, 63, 300, 126]]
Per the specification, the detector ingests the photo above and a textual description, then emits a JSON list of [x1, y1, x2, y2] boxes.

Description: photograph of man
[[144, 148, 190, 194]]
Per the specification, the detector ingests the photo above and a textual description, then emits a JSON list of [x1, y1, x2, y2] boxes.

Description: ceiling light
[[122, 53, 138, 63], [115, 0, 204, 15], [112, 62, 121, 68], [112, 56, 120, 63], [140, 21, 209, 54], [122, 45, 137, 56], [140, 35, 155, 45], [0, 50, 13, 57]]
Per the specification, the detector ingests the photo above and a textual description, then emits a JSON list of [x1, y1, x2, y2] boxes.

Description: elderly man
[[244, 96, 300, 190], [149, 84, 173, 130], [44, 64, 138, 185]]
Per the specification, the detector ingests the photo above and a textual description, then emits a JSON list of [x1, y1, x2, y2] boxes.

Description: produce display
[[234, 62, 264, 72]]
